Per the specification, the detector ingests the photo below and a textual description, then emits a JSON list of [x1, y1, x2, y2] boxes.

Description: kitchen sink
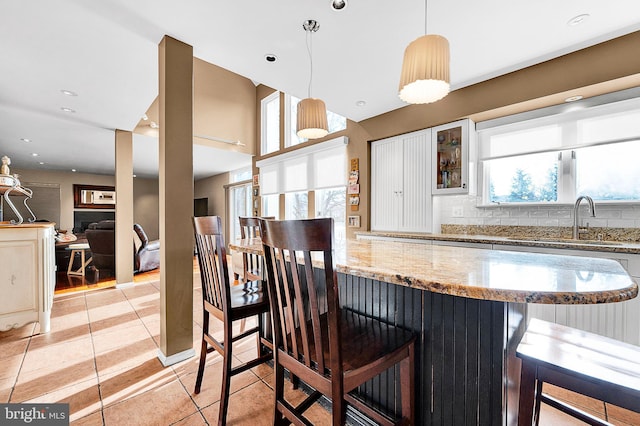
[[507, 237, 623, 246]]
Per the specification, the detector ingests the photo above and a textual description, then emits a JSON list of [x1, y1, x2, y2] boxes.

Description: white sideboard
[[0, 223, 55, 333]]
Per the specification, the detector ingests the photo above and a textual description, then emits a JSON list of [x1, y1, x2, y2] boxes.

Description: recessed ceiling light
[[38, 161, 45, 165], [330, 0, 347, 11], [150, 121, 159, 129], [60, 89, 78, 96], [31, 153, 38, 157], [356, 100, 366, 107], [142, 114, 149, 121], [21, 138, 31, 142], [133, 174, 137, 178], [565, 95, 583, 102], [264, 54, 277, 63], [71, 169, 77, 172], [61, 107, 76, 113], [567, 14, 590, 26]]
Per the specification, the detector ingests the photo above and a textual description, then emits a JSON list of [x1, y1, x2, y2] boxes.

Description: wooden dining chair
[[259, 217, 416, 426], [192, 216, 272, 426]]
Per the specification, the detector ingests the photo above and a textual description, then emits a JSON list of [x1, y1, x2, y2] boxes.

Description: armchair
[[134, 223, 160, 273]]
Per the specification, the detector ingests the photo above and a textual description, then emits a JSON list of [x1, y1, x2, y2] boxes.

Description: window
[[285, 95, 347, 147], [285, 192, 308, 219], [262, 194, 280, 219], [315, 187, 346, 244], [257, 136, 348, 234], [230, 166, 251, 183], [228, 183, 252, 243], [261, 91, 280, 155], [479, 97, 640, 204]]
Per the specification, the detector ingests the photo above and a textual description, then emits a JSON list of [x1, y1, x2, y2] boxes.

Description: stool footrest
[[540, 393, 613, 426]]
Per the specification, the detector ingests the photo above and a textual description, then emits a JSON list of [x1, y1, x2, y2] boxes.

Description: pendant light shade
[[296, 19, 329, 140], [297, 97, 329, 139], [398, 34, 450, 104]]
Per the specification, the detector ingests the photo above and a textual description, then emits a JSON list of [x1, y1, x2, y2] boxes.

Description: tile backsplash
[[435, 194, 640, 230]]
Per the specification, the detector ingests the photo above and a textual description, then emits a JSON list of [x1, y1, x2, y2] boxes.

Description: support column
[[115, 129, 134, 287], [157, 35, 195, 366]]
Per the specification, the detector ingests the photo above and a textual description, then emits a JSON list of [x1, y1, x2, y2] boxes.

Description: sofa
[[85, 220, 160, 278]]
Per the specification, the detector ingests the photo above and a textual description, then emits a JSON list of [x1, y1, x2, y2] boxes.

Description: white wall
[[434, 194, 640, 231]]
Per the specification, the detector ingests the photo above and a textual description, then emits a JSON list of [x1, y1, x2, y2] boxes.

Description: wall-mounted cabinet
[[432, 119, 474, 195], [371, 129, 432, 233]]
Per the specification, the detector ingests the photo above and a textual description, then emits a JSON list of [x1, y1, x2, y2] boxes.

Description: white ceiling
[[1, 0, 639, 179]]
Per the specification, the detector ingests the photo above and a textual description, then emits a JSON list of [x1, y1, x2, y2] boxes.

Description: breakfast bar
[[230, 237, 638, 425]]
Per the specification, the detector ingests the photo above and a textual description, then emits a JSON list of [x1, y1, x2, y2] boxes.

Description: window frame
[[478, 97, 640, 206], [260, 91, 280, 156]]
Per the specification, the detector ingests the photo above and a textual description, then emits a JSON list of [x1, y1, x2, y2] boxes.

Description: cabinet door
[[371, 137, 402, 231], [400, 130, 432, 232], [432, 118, 474, 194]]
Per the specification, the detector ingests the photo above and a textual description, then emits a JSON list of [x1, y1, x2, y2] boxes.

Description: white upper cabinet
[[371, 129, 432, 233], [432, 118, 475, 195]]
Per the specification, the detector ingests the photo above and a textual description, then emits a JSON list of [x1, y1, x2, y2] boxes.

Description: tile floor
[[1, 276, 639, 425]]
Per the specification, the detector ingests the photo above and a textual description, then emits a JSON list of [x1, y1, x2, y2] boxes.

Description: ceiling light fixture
[[31, 153, 38, 157], [61, 107, 76, 113], [264, 54, 277, 63], [567, 14, 590, 26], [149, 121, 159, 129], [565, 95, 583, 102], [194, 134, 246, 147], [142, 114, 149, 121], [398, 0, 450, 104], [330, 0, 347, 11], [356, 100, 366, 107], [60, 89, 78, 96], [71, 169, 76, 172], [21, 138, 31, 142], [296, 19, 328, 140]]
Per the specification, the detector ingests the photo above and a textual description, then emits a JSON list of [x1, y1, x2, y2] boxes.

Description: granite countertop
[[230, 238, 638, 305], [356, 231, 640, 254]]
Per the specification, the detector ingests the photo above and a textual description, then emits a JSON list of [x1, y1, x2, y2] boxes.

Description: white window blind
[[257, 136, 348, 195]]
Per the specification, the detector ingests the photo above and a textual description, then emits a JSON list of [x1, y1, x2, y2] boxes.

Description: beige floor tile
[[88, 310, 142, 335], [606, 403, 640, 425], [71, 410, 104, 426], [180, 358, 261, 409], [102, 380, 198, 426], [20, 336, 94, 374], [0, 353, 25, 381], [94, 337, 159, 378], [91, 323, 151, 354], [0, 336, 30, 360], [171, 411, 208, 426], [0, 323, 36, 342], [99, 358, 176, 407], [543, 383, 606, 418], [11, 358, 97, 402], [23, 377, 101, 422], [84, 289, 127, 308], [200, 380, 275, 426], [0, 377, 15, 403], [28, 322, 91, 350]]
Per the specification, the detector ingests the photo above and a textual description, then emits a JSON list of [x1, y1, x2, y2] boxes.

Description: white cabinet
[[432, 118, 474, 194], [0, 223, 55, 333], [371, 129, 432, 233], [496, 244, 640, 345]]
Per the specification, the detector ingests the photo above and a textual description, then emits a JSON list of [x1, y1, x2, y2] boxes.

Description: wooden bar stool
[[259, 217, 416, 425], [517, 318, 640, 426]]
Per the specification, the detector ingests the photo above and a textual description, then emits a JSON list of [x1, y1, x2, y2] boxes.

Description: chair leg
[[273, 354, 286, 425], [194, 314, 209, 394], [518, 359, 537, 426], [218, 320, 233, 426], [400, 344, 415, 425], [533, 379, 543, 426]]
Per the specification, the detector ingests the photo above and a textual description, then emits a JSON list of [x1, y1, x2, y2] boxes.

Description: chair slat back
[[260, 218, 340, 375], [193, 216, 230, 314], [238, 216, 274, 282]]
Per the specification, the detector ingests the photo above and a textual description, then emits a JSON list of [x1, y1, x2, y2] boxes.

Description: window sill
[[477, 200, 640, 208]]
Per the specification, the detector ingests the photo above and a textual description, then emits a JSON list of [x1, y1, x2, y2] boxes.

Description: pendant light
[[398, 0, 450, 104], [296, 19, 329, 140]]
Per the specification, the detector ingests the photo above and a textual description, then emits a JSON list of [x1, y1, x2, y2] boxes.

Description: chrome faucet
[[572, 195, 596, 240]]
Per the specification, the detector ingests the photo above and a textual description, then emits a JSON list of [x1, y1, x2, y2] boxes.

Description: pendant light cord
[[424, 0, 428, 35], [306, 29, 313, 98]]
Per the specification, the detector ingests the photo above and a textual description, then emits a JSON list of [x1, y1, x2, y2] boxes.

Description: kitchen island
[[230, 237, 638, 425]]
